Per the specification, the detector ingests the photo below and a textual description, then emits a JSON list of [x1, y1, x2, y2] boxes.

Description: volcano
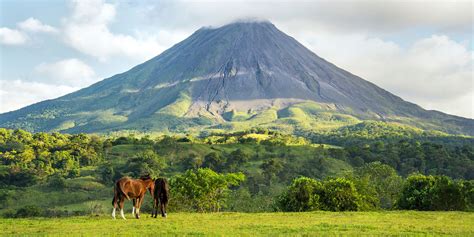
[[0, 21, 472, 135]]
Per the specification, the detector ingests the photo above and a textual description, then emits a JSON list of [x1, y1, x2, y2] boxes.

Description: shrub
[[348, 162, 403, 210], [14, 205, 42, 218], [124, 150, 166, 177], [171, 168, 245, 212], [397, 174, 467, 211], [277, 177, 322, 212], [47, 174, 66, 189], [320, 178, 360, 211], [87, 202, 105, 216], [98, 163, 114, 184], [278, 177, 361, 212]]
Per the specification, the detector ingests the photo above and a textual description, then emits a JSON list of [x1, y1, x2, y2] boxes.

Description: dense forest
[[0, 128, 473, 217]]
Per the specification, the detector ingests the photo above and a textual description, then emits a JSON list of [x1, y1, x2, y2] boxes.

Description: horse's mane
[[139, 174, 152, 180]]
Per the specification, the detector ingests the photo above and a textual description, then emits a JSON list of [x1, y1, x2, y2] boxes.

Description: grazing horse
[[112, 175, 154, 219], [152, 177, 169, 218]]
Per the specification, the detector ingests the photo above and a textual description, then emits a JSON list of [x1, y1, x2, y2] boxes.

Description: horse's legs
[[136, 196, 145, 219], [134, 197, 141, 219], [112, 195, 118, 219], [112, 200, 117, 219], [160, 202, 167, 218], [132, 199, 136, 216], [152, 197, 158, 218], [119, 198, 126, 220]]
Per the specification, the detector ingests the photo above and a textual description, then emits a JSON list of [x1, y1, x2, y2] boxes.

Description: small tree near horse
[[112, 175, 154, 219]]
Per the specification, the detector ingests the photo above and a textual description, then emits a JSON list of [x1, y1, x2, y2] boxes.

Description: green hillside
[[1, 128, 472, 217]]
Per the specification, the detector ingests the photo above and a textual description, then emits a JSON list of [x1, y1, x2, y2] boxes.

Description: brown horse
[[152, 177, 169, 218], [112, 175, 154, 219]]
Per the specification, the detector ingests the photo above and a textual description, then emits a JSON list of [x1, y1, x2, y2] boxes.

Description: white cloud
[[63, 0, 164, 61], [18, 18, 58, 33], [139, 0, 472, 34], [0, 27, 27, 45], [1, 18, 57, 46], [34, 58, 97, 87], [0, 80, 79, 113], [300, 32, 473, 118]]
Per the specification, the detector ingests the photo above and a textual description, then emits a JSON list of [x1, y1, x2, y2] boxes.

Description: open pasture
[[1, 211, 473, 236]]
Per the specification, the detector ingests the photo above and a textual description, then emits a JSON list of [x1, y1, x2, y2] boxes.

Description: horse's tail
[[156, 178, 169, 204], [113, 179, 131, 206], [117, 180, 131, 200]]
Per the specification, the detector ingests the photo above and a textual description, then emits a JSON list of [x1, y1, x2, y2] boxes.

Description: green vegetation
[[157, 92, 192, 117], [1, 212, 473, 236], [171, 168, 245, 212], [397, 174, 473, 211], [0, 128, 472, 219], [277, 172, 473, 212]]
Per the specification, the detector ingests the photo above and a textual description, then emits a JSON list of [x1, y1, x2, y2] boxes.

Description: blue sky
[[0, 0, 472, 118]]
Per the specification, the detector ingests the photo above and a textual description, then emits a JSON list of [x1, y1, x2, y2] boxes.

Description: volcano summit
[[0, 21, 472, 135]]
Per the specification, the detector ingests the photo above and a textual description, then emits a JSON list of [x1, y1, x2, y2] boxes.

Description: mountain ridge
[[1, 21, 472, 135]]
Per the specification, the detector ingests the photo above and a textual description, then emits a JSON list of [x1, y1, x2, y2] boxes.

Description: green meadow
[[1, 211, 473, 236]]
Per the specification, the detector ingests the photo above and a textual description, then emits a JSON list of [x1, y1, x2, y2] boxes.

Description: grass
[[1, 211, 473, 236], [157, 92, 192, 117]]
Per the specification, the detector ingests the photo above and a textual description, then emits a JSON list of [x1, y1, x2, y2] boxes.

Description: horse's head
[[139, 174, 155, 196], [139, 174, 151, 180]]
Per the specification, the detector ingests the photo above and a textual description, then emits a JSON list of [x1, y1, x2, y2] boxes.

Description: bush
[[98, 163, 114, 184], [87, 202, 105, 216], [278, 177, 361, 212], [124, 150, 166, 177], [460, 180, 474, 211], [348, 162, 403, 210], [277, 177, 322, 212], [1, 168, 38, 187], [202, 152, 225, 172], [171, 168, 245, 212], [397, 174, 468, 211], [320, 178, 360, 211], [47, 174, 66, 189], [14, 205, 42, 218]]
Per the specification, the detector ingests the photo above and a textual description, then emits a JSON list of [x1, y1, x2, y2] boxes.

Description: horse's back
[[116, 177, 142, 199]]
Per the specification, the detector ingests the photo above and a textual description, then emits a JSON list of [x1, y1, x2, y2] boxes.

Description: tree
[[171, 168, 245, 212], [430, 176, 464, 210], [396, 174, 434, 210], [460, 180, 474, 211], [278, 177, 361, 212], [351, 162, 403, 209], [277, 177, 322, 212], [202, 152, 225, 171], [226, 149, 250, 172], [321, 178, 360, 211], [260, 159, 283, 185], [2, 167, 38, 187], [125, 150, 166, 177], [98, 163, 115, 184], [182, 153, 203, 170], [396, 174, 467, 211]]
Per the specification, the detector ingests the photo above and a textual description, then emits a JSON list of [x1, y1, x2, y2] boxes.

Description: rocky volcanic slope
[[0, 21, 472, 135]]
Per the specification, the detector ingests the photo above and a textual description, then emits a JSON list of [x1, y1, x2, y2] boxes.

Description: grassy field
[[1, 211, 473, 236]]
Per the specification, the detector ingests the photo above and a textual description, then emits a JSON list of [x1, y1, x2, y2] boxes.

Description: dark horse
[[112, 175, 154, 219], [152, 178, 169, 218]]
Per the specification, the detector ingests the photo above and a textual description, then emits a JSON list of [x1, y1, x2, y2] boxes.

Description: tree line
[[278, 162, 473, 212], [0, 128, 473, 216]]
